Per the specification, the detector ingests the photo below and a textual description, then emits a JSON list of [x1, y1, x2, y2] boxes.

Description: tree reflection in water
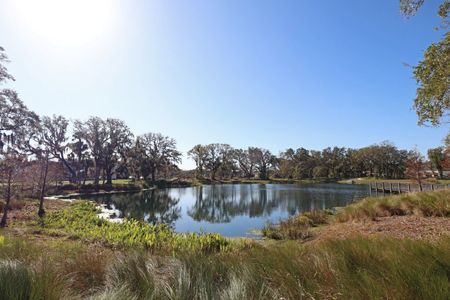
[[93, 189, 181, 228], [186, 184, 367, 223], [187, 184, 281, 223]]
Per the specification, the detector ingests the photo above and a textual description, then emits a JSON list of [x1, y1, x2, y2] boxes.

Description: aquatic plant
[[40, 201, 229, 253]]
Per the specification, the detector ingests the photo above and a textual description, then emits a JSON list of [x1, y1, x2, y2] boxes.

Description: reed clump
[[262, 209, 332, 240]]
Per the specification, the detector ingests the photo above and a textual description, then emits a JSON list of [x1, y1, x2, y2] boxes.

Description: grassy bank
[[262, 190, 450, 241], [0, 190, 449, 299], [335, 189, 449, 222], [0, 234, 448, 299]]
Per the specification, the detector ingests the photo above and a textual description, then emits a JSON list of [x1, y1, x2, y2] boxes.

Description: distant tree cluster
[[187, 142, 449, 182], [188, 145, 276, 180]]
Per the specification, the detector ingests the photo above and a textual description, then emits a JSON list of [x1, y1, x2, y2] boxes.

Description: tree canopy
[[401, 0, 450, 126]]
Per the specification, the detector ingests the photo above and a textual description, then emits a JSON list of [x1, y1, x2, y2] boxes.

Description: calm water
[[82, 183, 369, 237]]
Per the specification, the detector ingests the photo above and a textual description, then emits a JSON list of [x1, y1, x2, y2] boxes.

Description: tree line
[[187, 142, 449, 182]]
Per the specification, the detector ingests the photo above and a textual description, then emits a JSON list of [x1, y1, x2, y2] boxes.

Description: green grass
[[38, 201, 229, 254]]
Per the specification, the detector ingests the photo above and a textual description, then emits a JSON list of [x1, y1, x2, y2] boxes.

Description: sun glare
[[10, 0, 116, 47]]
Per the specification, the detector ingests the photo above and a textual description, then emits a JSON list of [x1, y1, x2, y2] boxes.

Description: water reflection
[[84, 183, 369, 236], [91, 189, 181, 227], [186, 184, 366, 222]]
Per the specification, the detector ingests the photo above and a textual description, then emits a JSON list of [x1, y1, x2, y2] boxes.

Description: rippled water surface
[[82, 183, 369, 237]]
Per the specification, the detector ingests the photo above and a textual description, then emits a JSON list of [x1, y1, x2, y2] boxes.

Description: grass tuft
[[336, 190, 450, 222], [262, 209, 332, 240]]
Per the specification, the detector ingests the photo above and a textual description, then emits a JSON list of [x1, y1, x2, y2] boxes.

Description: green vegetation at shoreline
[[38, 201, 229, 253]]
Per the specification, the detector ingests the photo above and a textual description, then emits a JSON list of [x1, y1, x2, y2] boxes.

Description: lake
[[82, 183, 370, 237]]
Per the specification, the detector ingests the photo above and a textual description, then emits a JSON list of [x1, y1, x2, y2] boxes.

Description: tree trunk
[[93, 160, 101, 189], [59, 152, 77, 182], [82, 165, 89, 186], [106, 171, 113, 185], [38, 155, 49, 218], [0, 171, 12, 227], [151, 168, 156, 182], [102, 168, 106, 185]]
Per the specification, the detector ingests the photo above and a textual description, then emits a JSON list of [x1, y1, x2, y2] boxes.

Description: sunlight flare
[[10, 0, 116, 47]]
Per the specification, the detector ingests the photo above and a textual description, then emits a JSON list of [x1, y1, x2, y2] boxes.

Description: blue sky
[[0, 0, 448, 169]]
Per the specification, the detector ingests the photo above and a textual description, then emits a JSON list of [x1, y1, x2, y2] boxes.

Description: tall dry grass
[[0, 234, 449, 299], [336, 190, 450, 222]]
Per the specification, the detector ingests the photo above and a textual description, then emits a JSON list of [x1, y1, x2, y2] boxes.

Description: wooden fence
[[369, 182, 448, 195]]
